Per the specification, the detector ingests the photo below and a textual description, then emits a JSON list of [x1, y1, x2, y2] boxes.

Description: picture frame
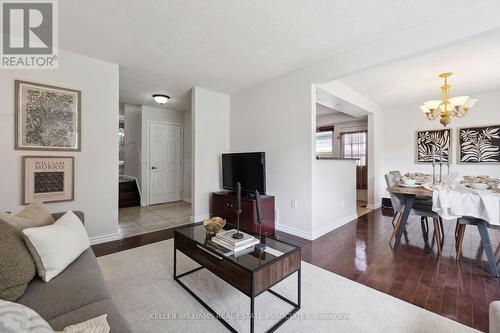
[[415, 129, 452, 163], [15, 80, 81, 151], [457, 125, 500, 164], [22, 156, 75, 204]]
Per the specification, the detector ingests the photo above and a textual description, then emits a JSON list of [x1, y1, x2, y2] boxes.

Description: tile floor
[[118, 201, 192, 238], [356, 200, 373, 217]]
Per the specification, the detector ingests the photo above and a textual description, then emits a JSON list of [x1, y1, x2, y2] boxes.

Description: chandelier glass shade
[[420, 72, 477, 127]]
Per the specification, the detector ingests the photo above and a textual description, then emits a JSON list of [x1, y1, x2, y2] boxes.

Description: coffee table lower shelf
[[173, 249, 301, 333]]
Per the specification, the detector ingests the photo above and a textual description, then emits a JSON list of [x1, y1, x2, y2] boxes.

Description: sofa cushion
[[0, 201, 55, 231], [0, 219, 36, 301], [17, 248, 111, 320], [49, 299, 132, 333]]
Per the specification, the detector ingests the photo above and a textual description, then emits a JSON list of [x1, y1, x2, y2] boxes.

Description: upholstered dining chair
[[389, 170, 402, 178], [455, 217, 499, 277], [387, 170, 443, 241], [385, 173, 444, 253]]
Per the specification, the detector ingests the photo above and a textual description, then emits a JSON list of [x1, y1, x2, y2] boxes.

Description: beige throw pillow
[[58, 314, 110, 333], [0, 219, 36, 301], [0, 200, 55, 231], [23, 211, 90, 282]]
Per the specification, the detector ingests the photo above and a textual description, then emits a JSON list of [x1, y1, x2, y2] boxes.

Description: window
[[341, 131, 367, 166], [316, 131, 333, 153]]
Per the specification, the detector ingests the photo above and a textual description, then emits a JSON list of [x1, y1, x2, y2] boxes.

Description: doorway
[[149, 121, 182, 205]]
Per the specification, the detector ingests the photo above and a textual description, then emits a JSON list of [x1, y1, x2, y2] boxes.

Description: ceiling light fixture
[[152, 94, 170, 105], [420, 72, 477, 127]]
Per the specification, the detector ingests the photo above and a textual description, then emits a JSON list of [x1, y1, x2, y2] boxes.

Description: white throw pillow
[[23, 211, 90, 282]]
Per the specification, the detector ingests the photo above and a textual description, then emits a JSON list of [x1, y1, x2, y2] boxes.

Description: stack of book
[[211, 229, 259, 254]]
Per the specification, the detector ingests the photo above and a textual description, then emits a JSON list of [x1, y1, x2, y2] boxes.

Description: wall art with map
[[15, 80, 81, 151]]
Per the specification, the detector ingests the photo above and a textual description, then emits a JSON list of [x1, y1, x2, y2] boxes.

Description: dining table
[[387, 183, 500, 277]]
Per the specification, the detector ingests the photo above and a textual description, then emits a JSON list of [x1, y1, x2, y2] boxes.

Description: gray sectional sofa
[[16, 212, 132, 332]]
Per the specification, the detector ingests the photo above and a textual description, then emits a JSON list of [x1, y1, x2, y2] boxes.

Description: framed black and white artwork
[[415, 129, 451, 163], [458, 125, 500, 164], [22, 156, 75, 204], [15, 80, 81, 151]]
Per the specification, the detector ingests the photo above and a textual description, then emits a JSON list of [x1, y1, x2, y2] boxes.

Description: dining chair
[[385, 173, 444, 253], [389, 171, 402, 178], [455, 217, 499, 277], [387, 171, 443, 241]]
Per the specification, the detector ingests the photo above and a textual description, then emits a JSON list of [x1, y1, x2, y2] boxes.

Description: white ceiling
[[337, 30, 500, 109], [59, 0, 484, 111]]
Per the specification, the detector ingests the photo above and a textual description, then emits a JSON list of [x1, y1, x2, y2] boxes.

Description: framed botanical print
[[15, 80, 81, 151], [22, 156, 74, 204], [415, 129, 451, 163], [458, 125, 500, 164]]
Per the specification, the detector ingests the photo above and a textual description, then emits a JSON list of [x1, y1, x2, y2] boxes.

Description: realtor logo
[[1, 0, 58, 69]]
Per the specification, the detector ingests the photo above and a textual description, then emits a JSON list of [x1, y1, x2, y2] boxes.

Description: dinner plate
[[399, 183, 422, 188]]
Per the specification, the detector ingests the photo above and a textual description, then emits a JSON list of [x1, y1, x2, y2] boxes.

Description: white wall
[[140, 105, 185, 206], [382, 89, 500, 198], [231, 79, 314, 236], [0, 49, 120, 244], [312, 160, 358, 239], [192, 87, 230, 221], [124, 104, 142, 187], [183, 107, 192, 202]]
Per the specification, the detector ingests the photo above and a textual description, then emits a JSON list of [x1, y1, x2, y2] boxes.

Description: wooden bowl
[[203, 217, 226, 234]]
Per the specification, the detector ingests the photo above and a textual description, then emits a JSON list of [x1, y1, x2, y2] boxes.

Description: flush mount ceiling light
[[419, 72, 478, 127], [152, 94, 170, 105]]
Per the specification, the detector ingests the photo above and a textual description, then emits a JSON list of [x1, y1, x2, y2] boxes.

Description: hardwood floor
[[274, 208, 500, 332], [93, 208, 499, 332]]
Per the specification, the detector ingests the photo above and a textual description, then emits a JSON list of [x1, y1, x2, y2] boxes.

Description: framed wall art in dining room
[[15, 80, 81, 151], [415, 129, 452, 163], [458, 125, 500, 164], [22, 156, 75, 204]]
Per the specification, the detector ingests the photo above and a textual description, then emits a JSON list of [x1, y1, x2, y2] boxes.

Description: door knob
[[151, 166, 158, 170]]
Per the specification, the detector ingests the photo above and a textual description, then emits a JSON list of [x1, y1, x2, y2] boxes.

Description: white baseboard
[[276, 213, 359, 241], [190, 214, 210, 223], [183, 197, 192, 203], [275, 223, 313, 240], [366, 202, 382, 210], [89, 232, 121, 245], [311, 213, 358, 240]]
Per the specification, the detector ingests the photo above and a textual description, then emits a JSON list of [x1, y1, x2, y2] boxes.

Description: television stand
[[211, 191, 275, 236]]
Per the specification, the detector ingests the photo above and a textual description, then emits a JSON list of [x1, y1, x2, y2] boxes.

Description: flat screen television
[[222, 152, 266, 195]]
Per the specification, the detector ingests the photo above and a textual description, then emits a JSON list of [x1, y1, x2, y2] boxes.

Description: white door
[[149, 122, 182, 204]]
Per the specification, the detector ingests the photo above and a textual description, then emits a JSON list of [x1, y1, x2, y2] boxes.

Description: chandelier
[[419, 72, 477, 127]]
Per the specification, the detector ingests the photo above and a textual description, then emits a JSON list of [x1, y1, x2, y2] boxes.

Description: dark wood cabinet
[[211, 191, 275, 236]]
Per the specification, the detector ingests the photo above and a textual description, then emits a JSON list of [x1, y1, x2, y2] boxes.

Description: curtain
[[341, 131, 367, 190]]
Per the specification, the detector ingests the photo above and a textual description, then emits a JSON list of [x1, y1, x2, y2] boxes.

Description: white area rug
[[97, 240, 480, 333]]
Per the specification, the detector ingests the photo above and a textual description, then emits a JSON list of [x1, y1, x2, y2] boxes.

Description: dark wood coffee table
[[174, 224, 301, 333]]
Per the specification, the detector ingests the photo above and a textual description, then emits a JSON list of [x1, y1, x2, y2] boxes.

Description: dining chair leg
[[390, 213, 402, 247], [394, 196, 415, 250], [391, 212, 399, 228], [439, 217, 445, 246], [420, 217, 428, 235], [455, 223, 466, 260], [476, 220, 499, 278], [432, 218, 442, 254]]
